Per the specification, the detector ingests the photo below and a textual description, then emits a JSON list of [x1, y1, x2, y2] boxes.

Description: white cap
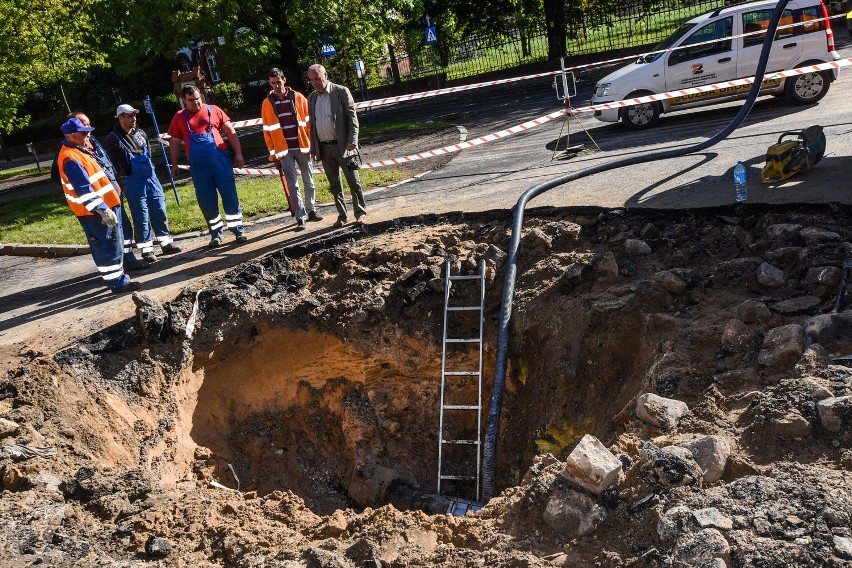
[[115, 104, 139, 117]]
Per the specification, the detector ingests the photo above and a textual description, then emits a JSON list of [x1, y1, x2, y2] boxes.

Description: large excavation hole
[[188, 323, 494, 515]]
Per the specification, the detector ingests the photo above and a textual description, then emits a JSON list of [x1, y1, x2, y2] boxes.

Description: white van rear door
[[664, 16, 738, 104], [736, 6, 801, 86]]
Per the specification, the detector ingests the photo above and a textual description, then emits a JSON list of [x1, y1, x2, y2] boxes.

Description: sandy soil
[[1, 201, 851, 566]]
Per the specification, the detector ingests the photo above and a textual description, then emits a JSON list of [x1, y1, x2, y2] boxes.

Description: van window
[[742, 9, 796, 47], [669, 16, 733, 65], [799, 6, 826, 33]]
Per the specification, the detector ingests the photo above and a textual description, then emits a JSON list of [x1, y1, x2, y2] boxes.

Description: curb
[[0, 243, 89, 258]]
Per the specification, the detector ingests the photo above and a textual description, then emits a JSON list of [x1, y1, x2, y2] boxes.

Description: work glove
[[97, 207, 118, 228]]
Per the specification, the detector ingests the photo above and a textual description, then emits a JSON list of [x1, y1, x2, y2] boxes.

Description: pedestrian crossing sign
[[425, 26, 437, 44]]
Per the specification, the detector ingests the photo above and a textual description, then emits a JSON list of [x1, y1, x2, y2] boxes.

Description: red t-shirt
[[167, 105, 231, 157]]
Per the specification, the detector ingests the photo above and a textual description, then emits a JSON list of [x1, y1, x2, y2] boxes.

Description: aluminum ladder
[[437, 259, 485, 500]]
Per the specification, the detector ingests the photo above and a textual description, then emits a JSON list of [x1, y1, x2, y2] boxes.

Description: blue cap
[[60, 117, 95, 135]]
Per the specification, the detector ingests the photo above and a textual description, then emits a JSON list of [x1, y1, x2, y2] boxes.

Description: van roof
[[691, 0, 807, 23]]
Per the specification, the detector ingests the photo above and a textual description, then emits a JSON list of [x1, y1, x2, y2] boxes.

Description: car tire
[[784, 68, 831, 105], [620, 95, 661, 130]]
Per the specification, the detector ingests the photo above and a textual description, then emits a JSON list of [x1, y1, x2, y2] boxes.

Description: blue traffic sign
[[321, 44, 337, 56], [425, 26, 437, 44]]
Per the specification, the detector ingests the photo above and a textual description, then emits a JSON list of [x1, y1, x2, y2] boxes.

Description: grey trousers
[[319, 143, 367, 220], [280, 150, 317, 221]]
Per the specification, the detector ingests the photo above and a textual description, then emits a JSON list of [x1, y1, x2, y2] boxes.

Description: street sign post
[[144, 95, 180, 204]]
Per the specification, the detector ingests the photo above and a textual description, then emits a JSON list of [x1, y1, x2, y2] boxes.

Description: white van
[[590, 0, 841, 129]]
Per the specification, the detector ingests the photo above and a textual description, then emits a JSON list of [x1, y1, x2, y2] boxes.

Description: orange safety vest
[[261, 90, 311, 161], [57, 144, 120, 217]]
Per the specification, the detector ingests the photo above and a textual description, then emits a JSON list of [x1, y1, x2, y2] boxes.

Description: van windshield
[[641, 23, 697, 63]]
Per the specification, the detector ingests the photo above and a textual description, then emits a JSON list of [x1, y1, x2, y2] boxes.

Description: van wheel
[[785, 71, 830, 105], [621, 98, 661, 130]]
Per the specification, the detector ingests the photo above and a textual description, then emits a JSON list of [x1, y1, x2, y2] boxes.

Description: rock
[[833, 535, 852, 560], [522, 228, 552, 251], [800, 227, 842, 243], [133, 293, 169, 342], [639, 442, 702, 489], [720, 319, 759, 353], [799, 377, 834, 400], [816, 396, 852, 432], [802, 266, 842, 297], [653, 270, 687, 294], [758, 324, 803, 368], [0, 417, 20, 437], [635, 393, 689, 429], [28, 473, 62, 492], [657, 505, 693, 541], [737, 300, 772, 325], [766, 223, 802, 239], [679, 436, 731, 484], [2, 465, 24, 490], [770, 410, 812, 438], [756, 262, 785, 288], [804, 313, 852, 352], [594, 252, 620, 279], [542, 486, 607, 538], [562, 434, 623, 495], [694, 508, 733, 530], [144, 535, 172, 558], [671, 528, 731, 567], [769, 296, 821, 316], [625, 239, 652, 256], [397, 265, 426, 285]]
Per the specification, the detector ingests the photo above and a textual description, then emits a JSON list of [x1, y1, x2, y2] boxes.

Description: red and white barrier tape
[[173, 58, 849, 177], [162, 15, 844, 139]]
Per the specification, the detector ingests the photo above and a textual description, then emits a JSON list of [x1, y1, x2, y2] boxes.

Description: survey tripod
[[551, 57, 601, 160]]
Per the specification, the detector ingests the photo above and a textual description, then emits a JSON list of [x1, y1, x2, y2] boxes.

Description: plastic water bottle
[[733, 161, 747, 203]]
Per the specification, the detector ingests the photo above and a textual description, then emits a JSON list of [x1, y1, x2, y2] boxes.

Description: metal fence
[[359, 0, 728, 91]]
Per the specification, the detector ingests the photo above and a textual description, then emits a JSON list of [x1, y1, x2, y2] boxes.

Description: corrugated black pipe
[[482, 0, 793, 500]]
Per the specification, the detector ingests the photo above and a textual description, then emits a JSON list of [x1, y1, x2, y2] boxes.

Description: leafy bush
[[209, 82, 244, 114], [150, 94, 180, 123]]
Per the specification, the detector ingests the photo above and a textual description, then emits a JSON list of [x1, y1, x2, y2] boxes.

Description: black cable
[[482, 0, 794, 500]]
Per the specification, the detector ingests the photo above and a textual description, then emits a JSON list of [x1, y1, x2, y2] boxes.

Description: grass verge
[[0, 167, 409, 245]]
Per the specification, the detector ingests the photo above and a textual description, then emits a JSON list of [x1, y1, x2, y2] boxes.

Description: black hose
[[481, 0, 793, 500]]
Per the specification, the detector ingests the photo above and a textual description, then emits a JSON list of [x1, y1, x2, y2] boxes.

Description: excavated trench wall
[[59, 207, 852, 516]]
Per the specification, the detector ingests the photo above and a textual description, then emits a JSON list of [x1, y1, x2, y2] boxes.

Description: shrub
[[209, 83, 244, 114]]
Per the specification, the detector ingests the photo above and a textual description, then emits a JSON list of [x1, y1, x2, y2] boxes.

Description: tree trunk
[[275, 26, 307, 93], [388, 43, 402, 85]]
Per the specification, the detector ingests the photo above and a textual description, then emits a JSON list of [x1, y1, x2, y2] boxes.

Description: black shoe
[[124, 258, 147, 272], [209, 237, 222, 248], [333, 218, 347, 228], [112, 280, 142, 294], [160, 243, 182, 254], [142, 251, 158, 263], [308, 211, 324, 222], [235, 234, 248, 244], [295, 218, 306, 231]]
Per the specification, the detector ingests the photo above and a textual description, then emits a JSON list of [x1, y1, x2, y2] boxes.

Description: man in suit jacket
[[307, 64, 367, 227]]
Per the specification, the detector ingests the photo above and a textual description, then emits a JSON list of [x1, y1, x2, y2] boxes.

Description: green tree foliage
[[0, 0, 107, 132]]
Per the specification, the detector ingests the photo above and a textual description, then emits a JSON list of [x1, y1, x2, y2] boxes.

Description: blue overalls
[[110, 131, 172, 253], [185, 106, 243, 240], [90, 138, 137, 257]]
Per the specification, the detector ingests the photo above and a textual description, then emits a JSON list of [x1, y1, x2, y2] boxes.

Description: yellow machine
[[760, 125, 826, 184]]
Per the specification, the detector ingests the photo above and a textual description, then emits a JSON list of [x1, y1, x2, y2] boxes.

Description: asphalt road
[[1, 39, 851, 356]]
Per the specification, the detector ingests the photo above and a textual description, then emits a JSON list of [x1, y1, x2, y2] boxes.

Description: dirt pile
[[1, 205, 851, 566]]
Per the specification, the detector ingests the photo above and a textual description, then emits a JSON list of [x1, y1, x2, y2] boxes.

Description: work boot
[[209, 237, 222, 248], [308, 211, 324, 222], [235, 234, 248, 244], [112, 280, 142, 294], [124, 255, 146, 272], [295, 218, 306, 231], [160, 243, 182, 255], [141, 251, 158, 263]]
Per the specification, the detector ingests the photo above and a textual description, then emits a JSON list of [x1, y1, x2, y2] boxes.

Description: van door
[[665, 16, 737, 106], [736, 6, 800, 90]]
